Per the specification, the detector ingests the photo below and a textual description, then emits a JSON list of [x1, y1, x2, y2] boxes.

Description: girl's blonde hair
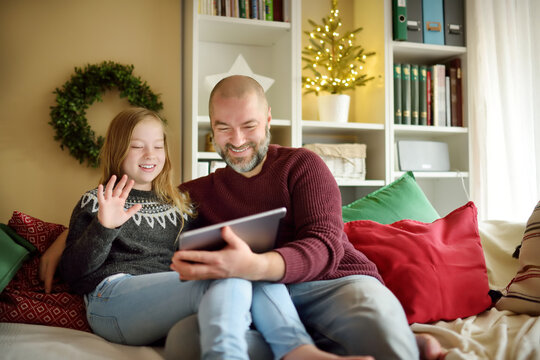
[[99, 107, 194, 227]]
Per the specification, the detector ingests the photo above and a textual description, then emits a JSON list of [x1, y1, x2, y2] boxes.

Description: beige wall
[[0, 0, 182, 225]]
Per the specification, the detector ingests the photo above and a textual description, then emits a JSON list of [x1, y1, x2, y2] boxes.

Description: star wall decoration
[[205, 54, 275, 93]]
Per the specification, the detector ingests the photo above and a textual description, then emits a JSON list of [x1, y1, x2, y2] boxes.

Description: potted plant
[[302, 0, 375, 123]]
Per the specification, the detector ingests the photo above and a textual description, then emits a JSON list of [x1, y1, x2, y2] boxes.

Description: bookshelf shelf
[[394, 124, 468, 135], [197, 151, 222, 160], [393, 41, 466, 63], [302, 120, 384, 131], [199, 14, 291, 46], [393, 171, 469, 179], [337, 179, 386, 187], [198, 116, 292, 127]]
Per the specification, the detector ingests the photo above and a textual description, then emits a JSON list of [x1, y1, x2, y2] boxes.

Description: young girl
[[59, 107, 369, 360]]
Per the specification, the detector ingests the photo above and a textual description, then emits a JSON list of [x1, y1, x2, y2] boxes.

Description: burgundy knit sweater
[[180, 145, 382, 284]]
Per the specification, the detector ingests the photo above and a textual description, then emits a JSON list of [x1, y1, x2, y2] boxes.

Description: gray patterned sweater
[[59, 188, 189, 295]]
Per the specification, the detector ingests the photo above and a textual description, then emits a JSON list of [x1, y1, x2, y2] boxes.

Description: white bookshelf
[[182, 0, 471, 214]]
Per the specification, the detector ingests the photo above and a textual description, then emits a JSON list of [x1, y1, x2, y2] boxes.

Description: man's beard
[[214, 126, 271, 173]]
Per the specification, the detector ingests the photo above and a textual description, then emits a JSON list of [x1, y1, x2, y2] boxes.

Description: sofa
[[1, 172, 539, 359]]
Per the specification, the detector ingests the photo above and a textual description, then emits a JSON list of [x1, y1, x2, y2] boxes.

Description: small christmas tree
[[302, 0, 375, 95]]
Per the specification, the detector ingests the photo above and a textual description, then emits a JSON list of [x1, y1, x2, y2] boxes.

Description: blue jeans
[[85, 273, 315, 360], [252, 282, 314, 359], [166, 275, 419, 360], [85, 272, 252, 359]]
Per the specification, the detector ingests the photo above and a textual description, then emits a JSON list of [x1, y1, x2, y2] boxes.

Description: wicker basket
[[304, 143, 366, 181]]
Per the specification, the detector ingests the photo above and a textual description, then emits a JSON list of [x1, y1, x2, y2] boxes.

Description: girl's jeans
[[85, 272, 313, 359]]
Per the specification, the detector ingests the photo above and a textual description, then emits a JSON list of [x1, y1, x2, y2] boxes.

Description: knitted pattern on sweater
[[60, 189, 189, 294], [181, 145, 382, 284]]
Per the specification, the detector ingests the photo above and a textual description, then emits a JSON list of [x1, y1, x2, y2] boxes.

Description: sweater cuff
[[274, 246, 311, 284]]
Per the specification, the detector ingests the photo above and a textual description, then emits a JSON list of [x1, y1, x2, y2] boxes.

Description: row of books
[[393, 0, 465, 46], [198, 0, 290, 22], [394, 58, 463, 127]]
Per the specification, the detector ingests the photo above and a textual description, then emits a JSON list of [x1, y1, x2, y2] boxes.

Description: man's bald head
[[209, 75, 268, 118]]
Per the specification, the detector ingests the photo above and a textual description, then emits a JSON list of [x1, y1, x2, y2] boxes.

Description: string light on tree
[[302, 0, 375, 95]]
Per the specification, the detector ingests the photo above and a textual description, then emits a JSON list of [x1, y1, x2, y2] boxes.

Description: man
[[170, 75, 439, 359]]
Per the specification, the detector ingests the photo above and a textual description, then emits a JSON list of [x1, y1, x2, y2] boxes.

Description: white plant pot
[[317, 94, 351, 123]]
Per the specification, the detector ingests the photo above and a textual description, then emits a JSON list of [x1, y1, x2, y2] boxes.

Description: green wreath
[[49, 61, 164, 168]]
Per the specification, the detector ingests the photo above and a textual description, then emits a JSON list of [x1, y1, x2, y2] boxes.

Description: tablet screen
[[178, 207, 286, 253]]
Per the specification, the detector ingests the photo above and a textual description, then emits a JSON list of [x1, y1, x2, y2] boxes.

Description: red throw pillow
[[0, 211, 90, 332], [345, 201, 492, 324]]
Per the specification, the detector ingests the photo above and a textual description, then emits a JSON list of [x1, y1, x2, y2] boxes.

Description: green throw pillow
[[0, 223, 37, 254], [0, 225, 31, 293], [342, 171, 440, 224]]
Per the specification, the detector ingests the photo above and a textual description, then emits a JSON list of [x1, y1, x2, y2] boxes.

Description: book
[[265, 0, 273, 21], [431, 64, 446, 126], [448, 58, 463, 126], [406, 0, 423, 43], [239, 0, 247, 18], [426, 69, 432, 125], [444, 0, 465, 46], [393, 0, 407, 41], [250, 0, 258, 19], [273, 0, 283, 22], [259, 0, 264, 19], [422, 0, 444, 45], [394, 64, 402, 124], [401, 64, 411, 125], [282, 0, 290, 22], [411, 64, 419, 125], [419, 65, 428, 125], [445, 76, 451, 126]]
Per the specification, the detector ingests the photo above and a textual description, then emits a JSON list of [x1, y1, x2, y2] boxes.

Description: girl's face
[[121, 117, 166, 191]]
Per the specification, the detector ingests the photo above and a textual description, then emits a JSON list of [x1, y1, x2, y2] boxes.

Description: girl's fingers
[[97, 184, 105, 203], [113, 174, 128, 197], [119, 179, 135, 199], [104, 175, 117, 199]]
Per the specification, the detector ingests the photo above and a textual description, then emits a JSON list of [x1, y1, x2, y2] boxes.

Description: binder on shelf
[[393, 0, 407, 41], [422, 0, 444, 45], [444, 0, 465, 46], [394, 64, 402, 124], [426, 69, 432, 125], [406, 0, 423, 43], [431, 64, 446, 126], [419, 65, 428, 125], [401, 64, 411, 125], [411, 64, 419, 125], [447, 58, 463, 126]]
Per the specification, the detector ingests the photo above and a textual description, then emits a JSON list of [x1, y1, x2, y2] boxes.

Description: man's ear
[[267, 106, 272, 127]]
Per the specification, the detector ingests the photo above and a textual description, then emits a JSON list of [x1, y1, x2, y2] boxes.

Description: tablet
[[178, 207, 286, 253]]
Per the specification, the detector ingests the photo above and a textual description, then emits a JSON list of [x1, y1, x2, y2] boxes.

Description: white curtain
[[468, 0, 540, 222]]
